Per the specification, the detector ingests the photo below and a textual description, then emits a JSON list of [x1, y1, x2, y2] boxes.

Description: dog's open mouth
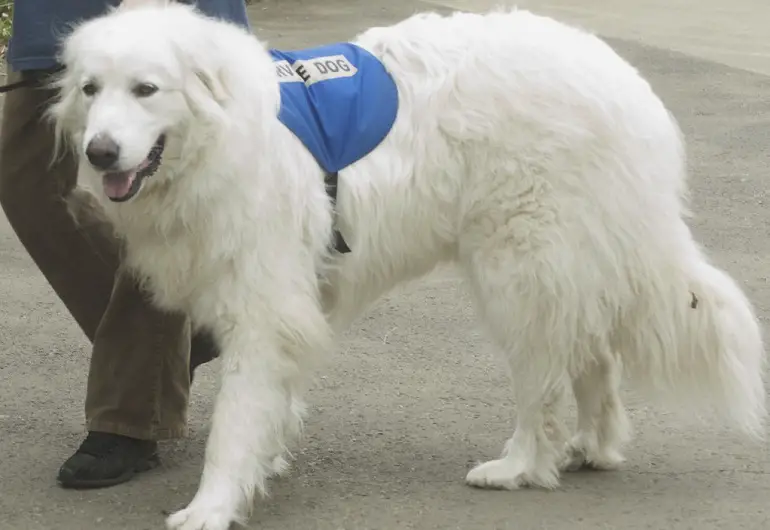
[[102, 135, 166, 202]]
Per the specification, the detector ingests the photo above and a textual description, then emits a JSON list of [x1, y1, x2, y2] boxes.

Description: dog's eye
[[133, 83, 159, 98], [82, 82, 98, 96]]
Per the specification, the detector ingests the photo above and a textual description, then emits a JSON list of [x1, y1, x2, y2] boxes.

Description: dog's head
[[49, 0, 237, 204]]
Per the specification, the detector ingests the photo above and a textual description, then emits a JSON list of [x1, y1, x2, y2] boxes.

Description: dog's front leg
[[166, 323, 316, 530]]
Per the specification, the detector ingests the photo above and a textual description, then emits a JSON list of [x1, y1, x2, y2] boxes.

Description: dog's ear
[[44, 69, 85, 167], [167, 37, 230, 107], [194, 68, 230, 104], [179, 66, 231, 123]]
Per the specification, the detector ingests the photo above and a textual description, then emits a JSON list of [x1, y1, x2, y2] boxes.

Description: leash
[[0, 77, 39, 93], [0, 65, 65, 93]]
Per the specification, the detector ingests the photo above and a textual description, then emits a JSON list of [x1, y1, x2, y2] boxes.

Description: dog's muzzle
[[101, 135, 166, 203]]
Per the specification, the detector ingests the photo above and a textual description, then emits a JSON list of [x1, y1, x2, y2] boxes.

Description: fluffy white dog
[[50, 1, 766, 529]]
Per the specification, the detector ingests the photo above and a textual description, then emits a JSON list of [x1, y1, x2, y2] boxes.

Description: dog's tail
[[617, 246, 766, 439]]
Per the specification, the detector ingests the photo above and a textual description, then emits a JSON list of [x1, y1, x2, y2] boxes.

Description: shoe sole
[[57, 454, 161, 490]]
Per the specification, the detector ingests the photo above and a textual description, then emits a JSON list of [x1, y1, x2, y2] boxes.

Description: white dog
[[50, 1, 766, 529]]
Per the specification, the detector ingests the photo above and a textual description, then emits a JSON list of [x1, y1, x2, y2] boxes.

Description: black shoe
[[57, 431, 159, 489]]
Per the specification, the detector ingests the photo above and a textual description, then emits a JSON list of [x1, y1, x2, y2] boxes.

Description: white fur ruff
[[50, 2, 766, 529]]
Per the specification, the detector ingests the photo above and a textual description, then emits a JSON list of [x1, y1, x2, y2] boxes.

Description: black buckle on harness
[[324, 171, 351, 254]]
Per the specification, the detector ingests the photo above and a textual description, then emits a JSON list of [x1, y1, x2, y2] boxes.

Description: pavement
[[1, 0, 769, 529]]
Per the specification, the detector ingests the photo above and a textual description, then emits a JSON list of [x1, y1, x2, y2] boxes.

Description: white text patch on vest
[[274, 60, 303, 83], [275, 55, 359, 86]]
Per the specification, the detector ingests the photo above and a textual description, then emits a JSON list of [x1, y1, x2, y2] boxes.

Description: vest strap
[[324, 172, 351, 254]]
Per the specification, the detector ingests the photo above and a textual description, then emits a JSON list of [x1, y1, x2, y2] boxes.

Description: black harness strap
[[324, 171, 351, 254]]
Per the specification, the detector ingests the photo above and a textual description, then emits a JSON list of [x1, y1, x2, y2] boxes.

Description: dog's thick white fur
[[50, 1, 766, 529]]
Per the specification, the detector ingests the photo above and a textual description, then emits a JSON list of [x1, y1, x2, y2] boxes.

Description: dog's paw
[[465, 457, 558, 490], [560, 438, 625, 472], [165, 501, 236, 530], [466, 458, 526, 490]]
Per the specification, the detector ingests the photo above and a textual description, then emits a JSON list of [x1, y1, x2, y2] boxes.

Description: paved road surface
[[1, 1, 769, 529]]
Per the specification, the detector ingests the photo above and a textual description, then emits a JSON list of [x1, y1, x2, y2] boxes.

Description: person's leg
[[0, 68, 218, 488], [85, 268, 192, 441]]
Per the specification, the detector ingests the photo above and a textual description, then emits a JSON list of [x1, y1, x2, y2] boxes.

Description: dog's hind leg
[[561, 344, 631, 472], [464, 326, 571, 490], [461, 247, 573, 490]]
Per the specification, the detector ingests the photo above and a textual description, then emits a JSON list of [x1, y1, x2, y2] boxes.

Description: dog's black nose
[[86, 135, 120, 170]]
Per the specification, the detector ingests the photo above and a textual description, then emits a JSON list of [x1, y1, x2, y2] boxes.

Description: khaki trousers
[[0, 68, 217, 440]]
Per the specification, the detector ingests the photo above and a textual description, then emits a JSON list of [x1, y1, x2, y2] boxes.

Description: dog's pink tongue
[[103, 171, 136, 200]]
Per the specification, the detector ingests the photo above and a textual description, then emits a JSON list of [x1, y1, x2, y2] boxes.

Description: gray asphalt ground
[[2, 1, 770, 529]]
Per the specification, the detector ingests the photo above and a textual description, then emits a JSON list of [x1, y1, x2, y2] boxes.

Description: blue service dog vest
[[269, 43, 399, 253]]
